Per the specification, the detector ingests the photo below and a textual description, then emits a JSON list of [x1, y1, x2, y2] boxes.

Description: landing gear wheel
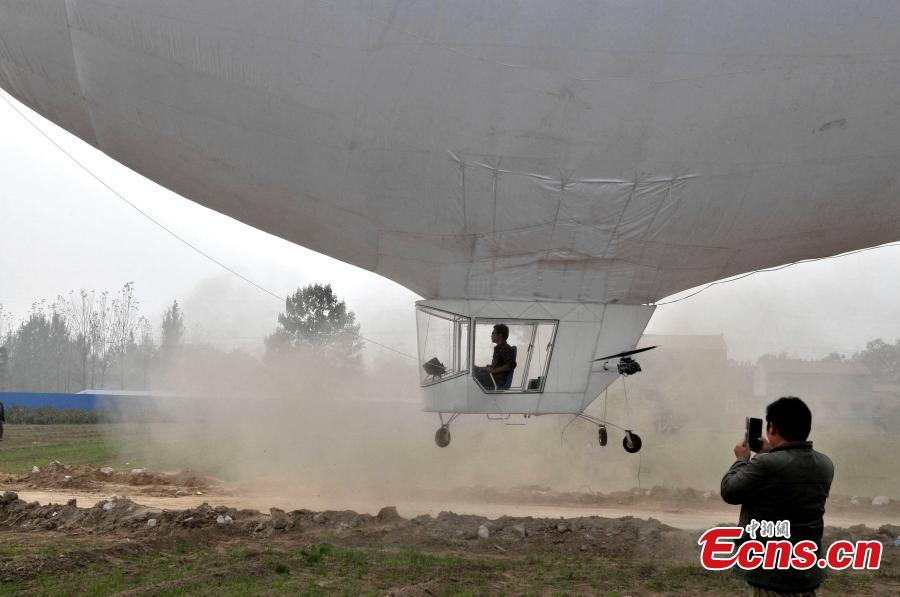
[[598, 426, 608, 447], [435, 426, 451, 448], [622, 431, 642, 454]]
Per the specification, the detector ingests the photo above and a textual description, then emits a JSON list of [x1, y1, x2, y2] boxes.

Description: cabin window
[[471, 319, 557, 393], [416, 306, 470, 386]]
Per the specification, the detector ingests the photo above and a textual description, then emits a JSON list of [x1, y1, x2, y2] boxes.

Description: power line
[[1, 91, 418, 361], [653, 241, 900, 306]]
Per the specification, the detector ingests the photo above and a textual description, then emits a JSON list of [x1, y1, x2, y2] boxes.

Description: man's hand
[[756, 437, 772, 453], [484, 366, 494, 374], [734, 441, 751, 459]]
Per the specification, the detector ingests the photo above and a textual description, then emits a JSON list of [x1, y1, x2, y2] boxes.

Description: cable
[[602, 388, 609, 422], [1, 91, 418, 361], [2, 92, 285, 303], [356, 335, 417, 361], [636, 451, 643, 490], [559, 413, 580, 444], [621, 377, 632, 428], [653, 241, 900, 306]]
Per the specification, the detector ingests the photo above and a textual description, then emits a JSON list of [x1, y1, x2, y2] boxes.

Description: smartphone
[[745, 417, 763, 452]]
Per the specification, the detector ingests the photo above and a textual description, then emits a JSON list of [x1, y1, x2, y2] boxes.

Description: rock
[[195, 503, 214, 516], [512, 524, 527, 538], [377, 506, 401, 523], [147, 519, 157, 528], [66, 499, 76, 507], [477, 525, 490, 539], [130, 468, 145, 475], [100, 467, 114, 475], [63, 475, 72, 481], [557, 523, 569, 533], [0, 491, 19, 505], [102, 502, 115, 511], [31, 466, 40, 474], [873, 496, 891, 507], [123, 508, 163, 524], [850, 496, 860, 505], [216, 515, 233, 525], [175, 490, 189, 497], [270, 508, 291, 530], [48, 461, 62, 468]]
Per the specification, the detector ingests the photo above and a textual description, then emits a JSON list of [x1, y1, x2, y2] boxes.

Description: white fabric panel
[[3, 1, 900, 305], [0, 0, 96, 144]]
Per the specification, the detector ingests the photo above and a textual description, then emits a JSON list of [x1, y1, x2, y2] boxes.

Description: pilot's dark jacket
[[721, 440, 834, 593], [489, 342, 516, 384]]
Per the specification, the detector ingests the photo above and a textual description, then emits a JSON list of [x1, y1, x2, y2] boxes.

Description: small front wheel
[[598, 426, 608, 447], [622, 431, 642, 454], [435, 426, 451, 448]]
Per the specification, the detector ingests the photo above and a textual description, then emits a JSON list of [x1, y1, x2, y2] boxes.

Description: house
[[753, 359, 873, 423]]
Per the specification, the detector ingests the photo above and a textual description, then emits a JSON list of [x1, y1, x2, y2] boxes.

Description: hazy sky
[[2, 90, 899, 363]]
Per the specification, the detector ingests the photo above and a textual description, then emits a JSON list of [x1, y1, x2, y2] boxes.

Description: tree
[[64, 290, 96, 391], [160, 300, 185, 356], [853, 338, 900, 384], [89, 291, 112, 388], [6, 303, 75, 392], [265, 283, 364, 368], [48, 305, 74, 391], [0, 304, 12, 391], [111, 282, 140, 389], [131, 316, 156, 389]]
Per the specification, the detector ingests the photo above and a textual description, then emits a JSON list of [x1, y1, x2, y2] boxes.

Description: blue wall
[[1, 392, 117, 410]]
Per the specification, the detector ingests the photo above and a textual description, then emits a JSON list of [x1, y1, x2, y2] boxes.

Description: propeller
[[593, 345, 657, 362]]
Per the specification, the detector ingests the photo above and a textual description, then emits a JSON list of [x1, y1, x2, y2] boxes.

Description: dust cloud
[[101, 283, 899, 512], [103, 347, 661, 512]]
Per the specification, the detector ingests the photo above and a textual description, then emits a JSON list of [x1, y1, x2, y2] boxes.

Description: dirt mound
[[8, 463, 216, 495], [0, 490, 896, 571], [0, 489, 693, 558], [0, 491, 900, 564], [0, 491, 896, 595]]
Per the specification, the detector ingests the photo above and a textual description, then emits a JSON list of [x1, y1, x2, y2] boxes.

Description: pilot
[[473, 324, 516, 390]]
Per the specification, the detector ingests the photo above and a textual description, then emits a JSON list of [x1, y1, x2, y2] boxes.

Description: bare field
[[0, 425, 898, 595]]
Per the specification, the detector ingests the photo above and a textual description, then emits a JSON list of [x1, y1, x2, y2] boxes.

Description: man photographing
[[721, 396, 834, 596]]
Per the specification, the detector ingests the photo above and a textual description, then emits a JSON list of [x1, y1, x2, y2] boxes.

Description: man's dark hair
[[493, 324, 509, 340], [766, 396, 812, 441]]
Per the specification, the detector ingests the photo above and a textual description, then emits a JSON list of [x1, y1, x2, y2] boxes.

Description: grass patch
[[0, 425, 125, 473], [0, 534, 896, 595]]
